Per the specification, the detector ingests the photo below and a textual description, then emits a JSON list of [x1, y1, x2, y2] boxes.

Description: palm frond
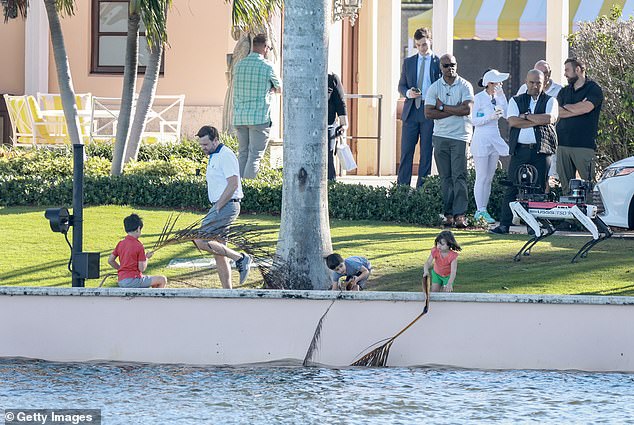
[[152, 214, 289, 290], [302, 292, 342, 366], [55, 0, 76, 18], [350, 276, 431, 367], [229, 0, 283, 32], [2, 0, 28, 21], [139, 0, 171, 48]]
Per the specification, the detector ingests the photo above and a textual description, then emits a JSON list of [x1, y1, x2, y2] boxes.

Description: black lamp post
[[45, 143, 99, 287]]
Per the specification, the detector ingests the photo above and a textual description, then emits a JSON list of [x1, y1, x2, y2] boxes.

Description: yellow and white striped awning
[[408, 0, 634, 41]]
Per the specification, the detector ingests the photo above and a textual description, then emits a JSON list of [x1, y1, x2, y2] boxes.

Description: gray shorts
[[201, 201, 240, 240], [118, 276, 153, 288]]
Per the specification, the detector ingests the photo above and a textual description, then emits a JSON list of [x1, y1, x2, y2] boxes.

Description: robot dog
[[507, 164, 612, 263]]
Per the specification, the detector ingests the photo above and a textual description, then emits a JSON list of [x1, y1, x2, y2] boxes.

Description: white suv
[[593, 156, 634, 229]]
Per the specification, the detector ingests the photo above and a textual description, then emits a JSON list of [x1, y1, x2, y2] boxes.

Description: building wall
[[2, 2, 235, 137], [353, 0, 400, 176], [0, 18, 26, 95]]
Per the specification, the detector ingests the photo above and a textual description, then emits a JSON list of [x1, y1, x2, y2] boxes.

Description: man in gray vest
[[490, 69, 559, 234]]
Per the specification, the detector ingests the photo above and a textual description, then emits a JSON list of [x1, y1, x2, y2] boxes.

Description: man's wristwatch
[[523, 113, 529, 120], [438, 104, 445, 111]]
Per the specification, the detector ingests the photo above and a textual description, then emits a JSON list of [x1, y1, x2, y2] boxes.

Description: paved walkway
[[338, 175, 401, 188]]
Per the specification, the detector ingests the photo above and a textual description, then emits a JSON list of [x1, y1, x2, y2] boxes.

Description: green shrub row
[[85, 136, 240, 162], [0, 141, 227, 178], [1, 136, 512, 225], [328, 170, 507, 224], [0, 138, 210, 163], [0, 169, 508, 225]]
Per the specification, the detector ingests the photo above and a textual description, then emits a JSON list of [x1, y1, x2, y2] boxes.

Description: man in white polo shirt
[[424, 54, 474, 228], [195, 125, 251, 288]]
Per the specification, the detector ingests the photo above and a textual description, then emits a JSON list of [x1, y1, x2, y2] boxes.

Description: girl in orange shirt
[[423, 230, 462, 292]]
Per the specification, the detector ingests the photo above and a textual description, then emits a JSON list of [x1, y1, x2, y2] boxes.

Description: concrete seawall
[[1, 287, 633, 371]]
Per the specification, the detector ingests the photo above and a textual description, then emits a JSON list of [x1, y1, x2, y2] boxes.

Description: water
[[1, 359, 634, 424]]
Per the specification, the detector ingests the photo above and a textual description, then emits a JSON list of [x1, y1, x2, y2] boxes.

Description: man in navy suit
[[397, 27, 441, 188]]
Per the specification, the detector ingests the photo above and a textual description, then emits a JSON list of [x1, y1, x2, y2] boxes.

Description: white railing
[[12, 93, 188, 145], [90, 95, 185, 144]]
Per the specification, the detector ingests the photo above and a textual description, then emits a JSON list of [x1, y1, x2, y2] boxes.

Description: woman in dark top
[[327, 73, 348, 181]]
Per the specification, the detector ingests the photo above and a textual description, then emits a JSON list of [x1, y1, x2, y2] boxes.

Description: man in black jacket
[[490, 69, 559, 234]]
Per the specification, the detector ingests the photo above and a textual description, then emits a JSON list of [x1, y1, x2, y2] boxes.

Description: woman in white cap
[[471, 69, 510, 224]]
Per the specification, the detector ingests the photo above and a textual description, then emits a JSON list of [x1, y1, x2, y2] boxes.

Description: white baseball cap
[[482, 69, 510, 86]]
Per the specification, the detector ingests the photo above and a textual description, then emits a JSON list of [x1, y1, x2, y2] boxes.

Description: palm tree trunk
[[42, 0, 82, 146], [124, 41, 163, 163], [222, 33, 253, 132], [276, 0, 332, 290], [111, 8, 140, 176]]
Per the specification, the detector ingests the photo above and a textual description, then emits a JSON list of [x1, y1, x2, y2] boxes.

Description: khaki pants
[[556, 146, 595, 194]]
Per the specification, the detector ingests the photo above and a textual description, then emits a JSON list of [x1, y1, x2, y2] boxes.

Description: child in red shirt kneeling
[[108, 213, 167, 288]]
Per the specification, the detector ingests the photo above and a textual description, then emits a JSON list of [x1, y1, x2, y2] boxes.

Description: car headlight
[[600, 166, 634, 180]]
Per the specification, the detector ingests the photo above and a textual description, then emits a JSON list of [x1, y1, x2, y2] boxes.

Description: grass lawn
[[0, 205, 632, 295]]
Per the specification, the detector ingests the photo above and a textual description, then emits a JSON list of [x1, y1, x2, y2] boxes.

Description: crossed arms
[[558, 98, 595, 119], [424, 99, 473, 120]]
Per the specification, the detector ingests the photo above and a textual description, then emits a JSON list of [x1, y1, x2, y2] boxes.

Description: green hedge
[[0, 171, 508, 225], [0, 140, 510, 225], [328, 170, 507, 225]]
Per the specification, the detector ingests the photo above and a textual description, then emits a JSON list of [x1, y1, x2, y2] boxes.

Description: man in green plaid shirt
[[233, 33, 282, 179]]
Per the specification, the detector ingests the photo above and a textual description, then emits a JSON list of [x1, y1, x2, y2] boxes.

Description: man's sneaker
[[442, 214, 454, 227], [489, 225, 509, 234], [454, 215, 468, 228], [235, 253, 252, 285]]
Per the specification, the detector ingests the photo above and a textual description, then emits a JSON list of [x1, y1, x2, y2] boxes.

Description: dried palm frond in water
[[350, 275, 430, 367], [302, 291, 344, 366], [152, 213, 288, 290]]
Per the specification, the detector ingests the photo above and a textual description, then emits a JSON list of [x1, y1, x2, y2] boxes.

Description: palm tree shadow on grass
[[0, 258, 71, 285], [578, 284, 634, 296]]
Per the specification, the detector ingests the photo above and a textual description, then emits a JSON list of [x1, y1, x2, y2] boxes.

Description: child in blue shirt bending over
[[325, 253, 372, 291]]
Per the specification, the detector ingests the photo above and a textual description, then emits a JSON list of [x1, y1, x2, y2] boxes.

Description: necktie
[[415, 56, 426, 109]]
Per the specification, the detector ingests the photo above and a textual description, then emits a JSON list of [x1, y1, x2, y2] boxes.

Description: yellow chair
[[37, 92, 92, 143], [3, 94, 62, 146]]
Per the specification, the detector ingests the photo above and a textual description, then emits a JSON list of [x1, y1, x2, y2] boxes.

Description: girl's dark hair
[[435, 230, 461, 251], [325, 253, 344, 270]]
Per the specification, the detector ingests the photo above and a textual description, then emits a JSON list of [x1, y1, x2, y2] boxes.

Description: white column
[[376, 0, 400, 175], [24, 0, 50, 96], [432, 0, 453, 56], [546, 0, 568, 86], [327, 20, 343, 75]]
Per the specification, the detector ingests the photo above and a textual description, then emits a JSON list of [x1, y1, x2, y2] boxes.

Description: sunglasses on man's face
[[442, 63, 457, 68]]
